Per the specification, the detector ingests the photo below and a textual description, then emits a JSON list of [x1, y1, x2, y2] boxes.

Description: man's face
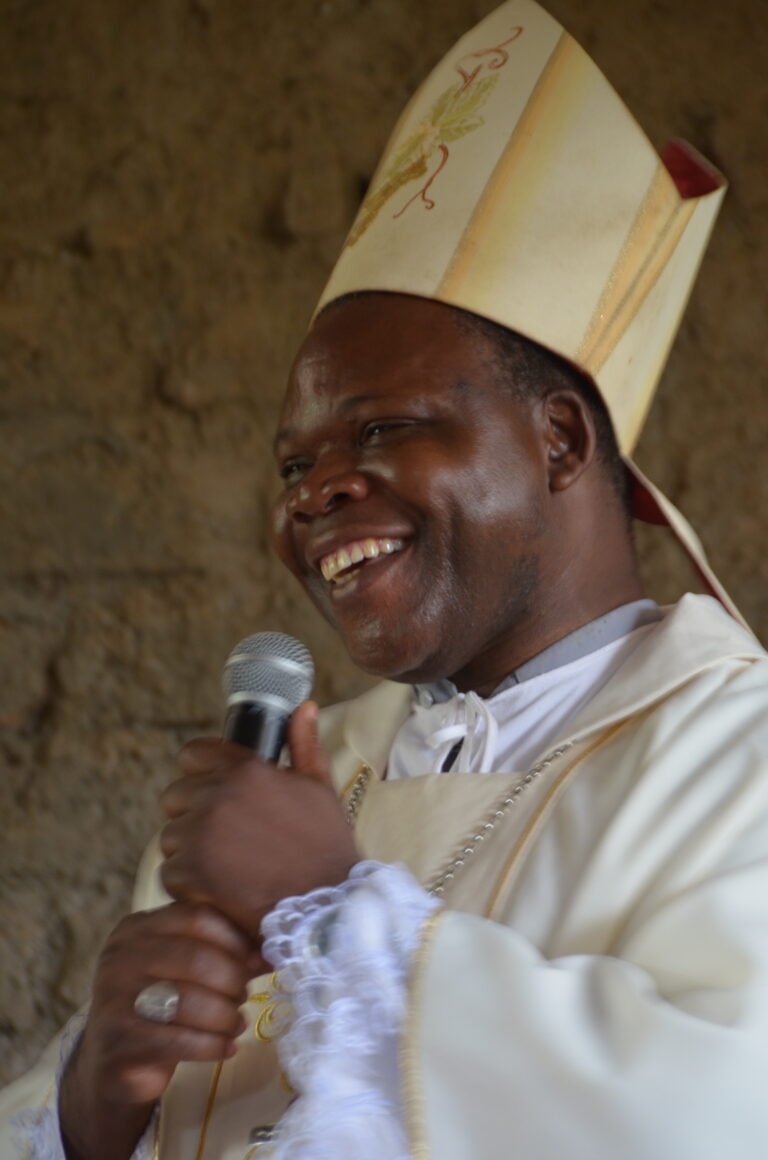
[[271, 293, 553, 689]]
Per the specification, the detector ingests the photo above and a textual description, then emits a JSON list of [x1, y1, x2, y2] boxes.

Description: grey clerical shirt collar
[[413, 598, 662, 708]]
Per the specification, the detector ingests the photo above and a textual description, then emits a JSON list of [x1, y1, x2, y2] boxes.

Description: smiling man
[[4, 2, 768, 1159]]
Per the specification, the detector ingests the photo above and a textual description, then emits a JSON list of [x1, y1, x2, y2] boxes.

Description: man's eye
[[361, 420, 410, 442], [280, 460, 308, 483]]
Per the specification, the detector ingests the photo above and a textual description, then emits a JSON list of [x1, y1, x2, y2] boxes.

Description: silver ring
[[134, 981, 181, 1024]]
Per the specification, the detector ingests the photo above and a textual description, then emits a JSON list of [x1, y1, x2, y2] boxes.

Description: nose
[[285, 453, 370, 522]]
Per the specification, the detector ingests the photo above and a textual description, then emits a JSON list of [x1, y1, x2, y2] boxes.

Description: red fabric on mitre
[[661, 139, 724, 199]]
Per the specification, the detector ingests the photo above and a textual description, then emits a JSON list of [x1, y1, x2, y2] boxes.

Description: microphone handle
[[223, 702, 288, 762]]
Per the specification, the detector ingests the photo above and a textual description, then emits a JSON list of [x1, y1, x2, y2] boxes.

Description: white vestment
[[3, 593, 768, 1159]]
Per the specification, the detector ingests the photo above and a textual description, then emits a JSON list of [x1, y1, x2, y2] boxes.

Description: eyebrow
[[273, 393, 385, 451]]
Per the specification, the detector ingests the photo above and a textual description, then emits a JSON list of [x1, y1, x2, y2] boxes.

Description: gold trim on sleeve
[[192, 1060, 224, 1160], [400, 910, 444, 1160]]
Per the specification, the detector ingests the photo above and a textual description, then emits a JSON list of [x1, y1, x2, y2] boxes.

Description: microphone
[[222, 632, 314, 761]]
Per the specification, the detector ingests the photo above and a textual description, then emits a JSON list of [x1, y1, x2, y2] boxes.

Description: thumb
[[286, 701, 334, 788]]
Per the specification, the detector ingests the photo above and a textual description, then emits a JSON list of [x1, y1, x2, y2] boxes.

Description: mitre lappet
[[315, 0, 745, 625]]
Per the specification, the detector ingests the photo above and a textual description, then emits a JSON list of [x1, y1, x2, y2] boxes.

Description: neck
[[452, 523, 644, 697]]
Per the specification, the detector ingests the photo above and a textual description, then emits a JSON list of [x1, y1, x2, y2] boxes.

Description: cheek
[[270, 499, 300, 575], [270, 499, 329, 617], [469, 452, 546, 533]]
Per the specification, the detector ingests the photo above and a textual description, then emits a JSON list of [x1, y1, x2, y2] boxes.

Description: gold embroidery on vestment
[[400, 911, 443, 1160], [249, 974, 292, 1045], [343, 762, 374, 821]]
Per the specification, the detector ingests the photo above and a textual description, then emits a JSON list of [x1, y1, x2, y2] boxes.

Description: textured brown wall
[[1, 0, 765, 1083]]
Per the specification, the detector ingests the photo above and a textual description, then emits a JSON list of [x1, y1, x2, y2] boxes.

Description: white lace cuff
[[260, 860, 441, 1160], [10, 1011, 157, 1160]]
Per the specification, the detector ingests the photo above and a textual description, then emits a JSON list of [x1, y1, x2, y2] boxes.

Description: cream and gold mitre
[[315, 0, 744, 623]]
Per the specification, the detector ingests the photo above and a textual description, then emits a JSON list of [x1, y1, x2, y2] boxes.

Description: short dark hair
[[452, 306, 632, 516]]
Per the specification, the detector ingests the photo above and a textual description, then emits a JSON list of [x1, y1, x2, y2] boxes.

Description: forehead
[[278, 293, 497, 428]]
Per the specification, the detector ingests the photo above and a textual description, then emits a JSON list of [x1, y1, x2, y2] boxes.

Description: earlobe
[[543, 390, 596, 493]]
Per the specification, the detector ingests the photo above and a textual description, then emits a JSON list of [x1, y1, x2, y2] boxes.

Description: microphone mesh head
[[223, 632, 314, 712]]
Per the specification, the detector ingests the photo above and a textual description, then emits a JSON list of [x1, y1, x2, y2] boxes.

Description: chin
[[343, 628, 414, 682], [336, 617, 408, 678], [342, 625, 450, 686]]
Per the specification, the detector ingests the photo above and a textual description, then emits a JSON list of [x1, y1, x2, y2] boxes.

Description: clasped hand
[[159, 700, 359, 943]]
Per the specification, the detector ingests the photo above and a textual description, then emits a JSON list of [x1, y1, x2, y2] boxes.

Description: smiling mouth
[[319, 537, 406, 585]]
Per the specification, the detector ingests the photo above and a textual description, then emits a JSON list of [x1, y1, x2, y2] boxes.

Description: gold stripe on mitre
[[315, 0, 739, 623]]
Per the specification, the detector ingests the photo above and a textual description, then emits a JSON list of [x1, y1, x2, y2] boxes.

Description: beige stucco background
[[1, 0, 765, 1084]]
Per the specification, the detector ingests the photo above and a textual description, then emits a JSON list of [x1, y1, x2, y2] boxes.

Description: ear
[[541, 389, 597, 493]]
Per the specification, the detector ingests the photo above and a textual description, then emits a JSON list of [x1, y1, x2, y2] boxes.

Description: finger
[[159, 815, 186, 857], [160, 772, 210, 819], [159, 810, 215, 860], [118, 1022, 240, 1068], [160, 851, 209, 906], [142, 982, 248, 1038], [286, 701, 334, 788], [178, 737, 249, 777], [135, 937, 251, 1001], [113, 903, 252, 961], [106, 1061, 175, 1106]]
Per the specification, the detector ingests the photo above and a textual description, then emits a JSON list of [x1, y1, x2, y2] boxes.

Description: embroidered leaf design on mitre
[[381, 85, 458, 178], [346, 153, 429, 247], [440, 117, 484, 143], [439, 73, 498, 128], [383, 74, 498, 180], [346, 73, 499, 248], [384, 126, 433, 181]]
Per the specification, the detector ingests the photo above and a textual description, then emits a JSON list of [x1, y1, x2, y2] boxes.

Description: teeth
[[319, 537, 405, 583]]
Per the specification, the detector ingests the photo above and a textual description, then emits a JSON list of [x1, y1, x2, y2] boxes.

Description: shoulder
[[317, 679, 412, 750], [614, 605, 768, 849], [586, 593, 768, 739], [648, 595, 768, 734], [625, 598, 768, 776]]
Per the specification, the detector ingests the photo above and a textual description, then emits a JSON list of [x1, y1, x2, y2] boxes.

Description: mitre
[[316, 0, 744, 624]]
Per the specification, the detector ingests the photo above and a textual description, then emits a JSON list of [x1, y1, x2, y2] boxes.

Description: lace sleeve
[[260, 860, 442, 1160], [10, 1012, 158, 1160]]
